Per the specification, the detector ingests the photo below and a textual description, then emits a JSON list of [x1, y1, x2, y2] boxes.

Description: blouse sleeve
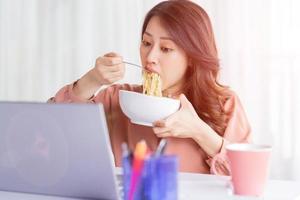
[[47, 81, 120, 113], [206, 92, 252, 176], [48, 81, 97, 103]]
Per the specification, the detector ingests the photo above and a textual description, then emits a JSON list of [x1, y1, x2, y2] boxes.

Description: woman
[[49, 0, 251, 175]]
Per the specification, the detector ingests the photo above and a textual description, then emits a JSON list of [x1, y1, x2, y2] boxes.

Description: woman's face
[[140, 16, 188, 97]]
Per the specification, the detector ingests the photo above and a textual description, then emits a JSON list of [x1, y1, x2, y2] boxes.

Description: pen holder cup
[[123, 155, 178, 200], [143, 155, 178, 200]]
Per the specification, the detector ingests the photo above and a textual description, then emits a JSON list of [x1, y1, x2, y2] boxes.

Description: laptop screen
[[0, 102, 119, 200]]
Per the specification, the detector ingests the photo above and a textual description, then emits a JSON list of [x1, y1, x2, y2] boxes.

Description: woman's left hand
[[153, 94, 211, 139]]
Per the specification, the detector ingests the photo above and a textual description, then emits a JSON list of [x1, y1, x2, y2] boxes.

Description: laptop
[[0, 102, 120, 200]]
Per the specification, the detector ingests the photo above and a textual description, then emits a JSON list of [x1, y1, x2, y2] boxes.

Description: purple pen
[[122, 143, 132, 200]]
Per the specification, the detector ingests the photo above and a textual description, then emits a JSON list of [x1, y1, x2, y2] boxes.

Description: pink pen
[[128, 140, 148, 200]]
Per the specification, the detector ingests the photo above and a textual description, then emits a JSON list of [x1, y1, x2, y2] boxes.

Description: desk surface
[[178, 172, 300, 200], [1, 170, 300, 200]]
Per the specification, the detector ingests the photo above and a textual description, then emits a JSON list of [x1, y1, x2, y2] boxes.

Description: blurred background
[[0, 0, 299, 180]]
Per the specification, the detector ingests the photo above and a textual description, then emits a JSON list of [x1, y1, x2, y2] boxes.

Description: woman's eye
[[142, 40, 151, 46], [161, 47, 173, 53]]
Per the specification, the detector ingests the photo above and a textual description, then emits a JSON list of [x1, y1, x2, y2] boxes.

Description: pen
[[122, 142, 132, 165], [128, 140, 148, 200], [122, 143, 132, 200], [155, 139, 167, 156]]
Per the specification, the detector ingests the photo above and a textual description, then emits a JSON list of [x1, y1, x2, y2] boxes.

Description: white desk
[[178, 172, 300, 200], [1, 170, 300, 200]]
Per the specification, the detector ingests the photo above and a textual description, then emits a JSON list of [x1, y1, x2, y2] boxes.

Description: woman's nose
[[145, 47, 159, 73]]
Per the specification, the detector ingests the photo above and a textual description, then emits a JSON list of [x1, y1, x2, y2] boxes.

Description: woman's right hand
[[73, 52, 125, 100], [90, 52, 125, 85]]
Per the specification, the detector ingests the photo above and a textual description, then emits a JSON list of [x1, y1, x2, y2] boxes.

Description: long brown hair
[[142, 0, 230, 135]]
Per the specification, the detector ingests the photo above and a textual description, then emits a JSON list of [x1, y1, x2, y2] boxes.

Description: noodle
[[142, 71, 162, 97]]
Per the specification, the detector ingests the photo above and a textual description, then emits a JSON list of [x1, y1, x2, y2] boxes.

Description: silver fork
[[123, 61, 151, 73]]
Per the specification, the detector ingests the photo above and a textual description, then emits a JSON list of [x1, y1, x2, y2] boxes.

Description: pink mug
[[211, 143, 272, 197]]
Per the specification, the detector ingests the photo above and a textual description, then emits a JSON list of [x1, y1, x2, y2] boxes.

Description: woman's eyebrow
[[144, 31, 173, 41]]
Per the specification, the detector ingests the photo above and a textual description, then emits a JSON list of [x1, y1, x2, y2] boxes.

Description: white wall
[[0, 0, 161, 102]]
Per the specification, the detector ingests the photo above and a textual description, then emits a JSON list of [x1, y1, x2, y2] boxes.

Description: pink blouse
[[48, 83, 251, 175]]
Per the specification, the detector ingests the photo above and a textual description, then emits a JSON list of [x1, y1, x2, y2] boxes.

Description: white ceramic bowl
[[119, 90, 180, 126]]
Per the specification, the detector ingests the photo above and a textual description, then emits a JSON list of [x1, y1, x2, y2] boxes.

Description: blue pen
[[122, 143, 132, 200]]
